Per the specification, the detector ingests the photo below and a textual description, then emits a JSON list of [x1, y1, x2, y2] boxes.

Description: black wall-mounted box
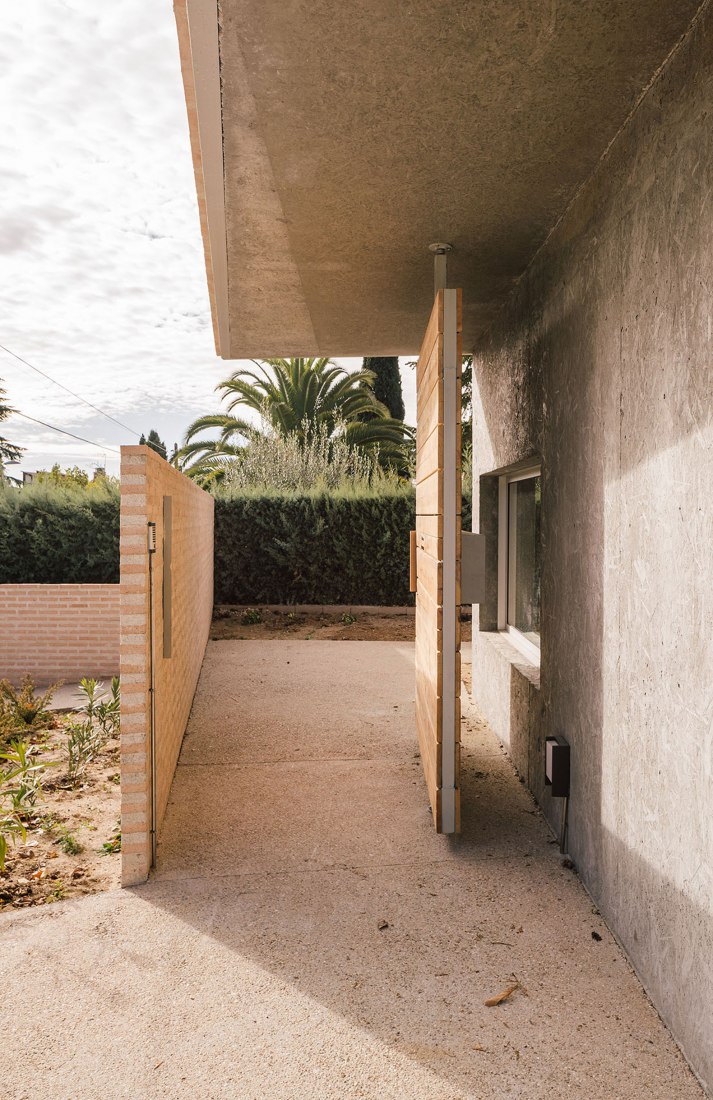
[[545, 736, 570, 798]]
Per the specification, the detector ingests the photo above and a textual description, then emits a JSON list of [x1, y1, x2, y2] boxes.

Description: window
[[498, 466, 541, 663]]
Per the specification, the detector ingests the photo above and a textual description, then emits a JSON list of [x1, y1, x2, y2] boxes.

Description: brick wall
[[120, 446, 214, 886], [0, 584, 120, 682]]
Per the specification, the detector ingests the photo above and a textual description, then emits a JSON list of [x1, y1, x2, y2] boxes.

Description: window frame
[[497, 465, 542, 665]]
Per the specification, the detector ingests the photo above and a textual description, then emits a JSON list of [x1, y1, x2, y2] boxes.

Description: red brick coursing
[[0, 584, 119, 682]]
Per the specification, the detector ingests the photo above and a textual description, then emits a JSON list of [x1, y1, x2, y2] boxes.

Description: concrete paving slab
[[0, 641, 704, 1100], [181, 640, 417, 764]]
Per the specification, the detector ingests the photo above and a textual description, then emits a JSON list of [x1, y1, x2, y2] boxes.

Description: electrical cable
[[0, 341, 141, 438], [12, 411, 121, 455]]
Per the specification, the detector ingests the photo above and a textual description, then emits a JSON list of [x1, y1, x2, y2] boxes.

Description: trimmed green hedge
[[0, 483, 473, 604], [0, 483, 120, 584], [214, 489, 472, 605]]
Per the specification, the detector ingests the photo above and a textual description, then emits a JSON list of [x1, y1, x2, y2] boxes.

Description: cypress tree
[[362, 357, 405, 421], [140, 429, 167, 460]]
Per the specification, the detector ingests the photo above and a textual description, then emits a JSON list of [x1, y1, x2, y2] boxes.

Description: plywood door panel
[[415, 287, 462, 833]]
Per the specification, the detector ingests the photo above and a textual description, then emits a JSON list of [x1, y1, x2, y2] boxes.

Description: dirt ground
[[212, 605, 473, 642], [0, 710, 121, 912]]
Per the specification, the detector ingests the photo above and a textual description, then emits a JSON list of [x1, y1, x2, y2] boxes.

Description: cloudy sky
[[0, 2, 415, 478]]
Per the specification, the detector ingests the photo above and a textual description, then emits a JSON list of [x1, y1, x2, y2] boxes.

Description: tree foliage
[[0, 380, 24, 472], [362, 357, 405, 421], [139, 429, 167, 460], [34, 464, 90, 488], [180, 357, 412, 483]]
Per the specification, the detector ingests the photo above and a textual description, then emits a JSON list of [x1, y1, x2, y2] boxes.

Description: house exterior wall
[[0, 584, 119, 682], [120, 446, 214, 887], [471, 7, 713, 1093]]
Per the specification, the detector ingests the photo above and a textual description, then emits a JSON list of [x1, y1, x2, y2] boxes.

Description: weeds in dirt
[[340, 612, 357, 626], [102, 829, 121, 854], [1, 673, 122, 911], [45, 881, 66, 903], [57, 829, 83, 855], [0, 675, 60, 738], [241, 607, 263, 625]]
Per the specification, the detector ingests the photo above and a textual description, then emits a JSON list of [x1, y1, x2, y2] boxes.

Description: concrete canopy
[[175, 0, 701, 358]]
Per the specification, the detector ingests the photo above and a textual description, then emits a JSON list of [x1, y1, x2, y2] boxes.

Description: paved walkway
[[0, 642, 703, 1100]]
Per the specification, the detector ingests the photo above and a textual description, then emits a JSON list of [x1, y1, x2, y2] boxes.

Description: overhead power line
[[13, 411, 121, 455], [0, 341, 141, 438]]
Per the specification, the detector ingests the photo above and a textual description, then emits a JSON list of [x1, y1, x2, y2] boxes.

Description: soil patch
[[0, 713, 121, 912], [212, 606, 473, 642]]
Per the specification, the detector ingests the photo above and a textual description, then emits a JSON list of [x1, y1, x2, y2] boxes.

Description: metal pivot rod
[[429, 242, 452, 295]]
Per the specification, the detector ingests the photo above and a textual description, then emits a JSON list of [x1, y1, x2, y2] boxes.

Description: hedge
[[214, 488, 472, 605], [0, 482, 473, 604], [0, 483, 120, 584]]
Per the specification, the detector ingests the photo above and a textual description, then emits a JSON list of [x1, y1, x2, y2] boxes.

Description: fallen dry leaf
[[484, 982, 520, 1007], [377, 919, 389, 931], [31, 868, 45, 880]]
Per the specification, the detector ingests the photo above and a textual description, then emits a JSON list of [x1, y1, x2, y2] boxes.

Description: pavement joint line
[[175, 752, 508, 768], [146, 852, 561, 888]]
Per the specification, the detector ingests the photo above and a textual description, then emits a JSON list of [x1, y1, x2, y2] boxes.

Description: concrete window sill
[[478, 631, 541, 690]]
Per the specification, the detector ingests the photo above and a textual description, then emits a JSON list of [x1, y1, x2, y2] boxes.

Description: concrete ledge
[[478, 631, 540, 689]]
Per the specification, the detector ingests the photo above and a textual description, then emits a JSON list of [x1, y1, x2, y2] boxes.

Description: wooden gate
[[413, 288, 462, 833]]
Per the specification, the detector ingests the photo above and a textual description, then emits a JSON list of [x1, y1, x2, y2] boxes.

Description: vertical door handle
[[409, 530, 417, 593]]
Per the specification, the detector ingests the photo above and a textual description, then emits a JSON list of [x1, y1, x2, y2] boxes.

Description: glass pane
[[507, 476, 541, 645]]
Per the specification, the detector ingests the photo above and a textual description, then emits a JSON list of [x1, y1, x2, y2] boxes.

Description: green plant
[[102, 829, 121, 854], [76, 678, 100, 721], [1, 741, 47, 813], [46, 881, 66, 903], [0, 740, 48, 868], [66, 720, 103, 785], [76, 676, 120, 737], [362, 357, 405, 421], [179, 357, 413, 483], [0, 675, 60, 735], [57, 829, 83, 855], [95, 677, 121, 737], [240, 607, 263, 625], [341, 612, 357, 626], [221, 421, 404, 493]]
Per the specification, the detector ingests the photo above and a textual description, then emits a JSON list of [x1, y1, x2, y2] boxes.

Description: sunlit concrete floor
[[0, 641, 704, 1100]]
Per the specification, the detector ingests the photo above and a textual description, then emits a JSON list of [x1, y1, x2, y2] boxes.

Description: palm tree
[[180, 358, 412, 480]]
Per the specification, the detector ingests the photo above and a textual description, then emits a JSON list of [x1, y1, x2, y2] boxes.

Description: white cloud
[[0, 3, 415, 476]]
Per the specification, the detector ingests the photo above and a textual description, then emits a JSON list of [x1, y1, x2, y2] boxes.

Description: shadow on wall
[[471, 164, 713, 1088]]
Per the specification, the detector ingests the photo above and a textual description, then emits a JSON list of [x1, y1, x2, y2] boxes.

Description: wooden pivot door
[[414, 288, 462, 833]]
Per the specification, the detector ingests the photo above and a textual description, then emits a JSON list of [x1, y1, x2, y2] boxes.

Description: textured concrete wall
[[0, 584, 119, 682], [120, 446, 214, 886], [471, 7, 713, 1093]]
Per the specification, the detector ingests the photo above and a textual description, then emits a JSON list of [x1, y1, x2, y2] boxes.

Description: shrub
[[0, 740, 49, 868], [0, 480, 119, 583], [0, 676, 59, 739], [65, 719, 104, 785], [214, 486, 415, 605]]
